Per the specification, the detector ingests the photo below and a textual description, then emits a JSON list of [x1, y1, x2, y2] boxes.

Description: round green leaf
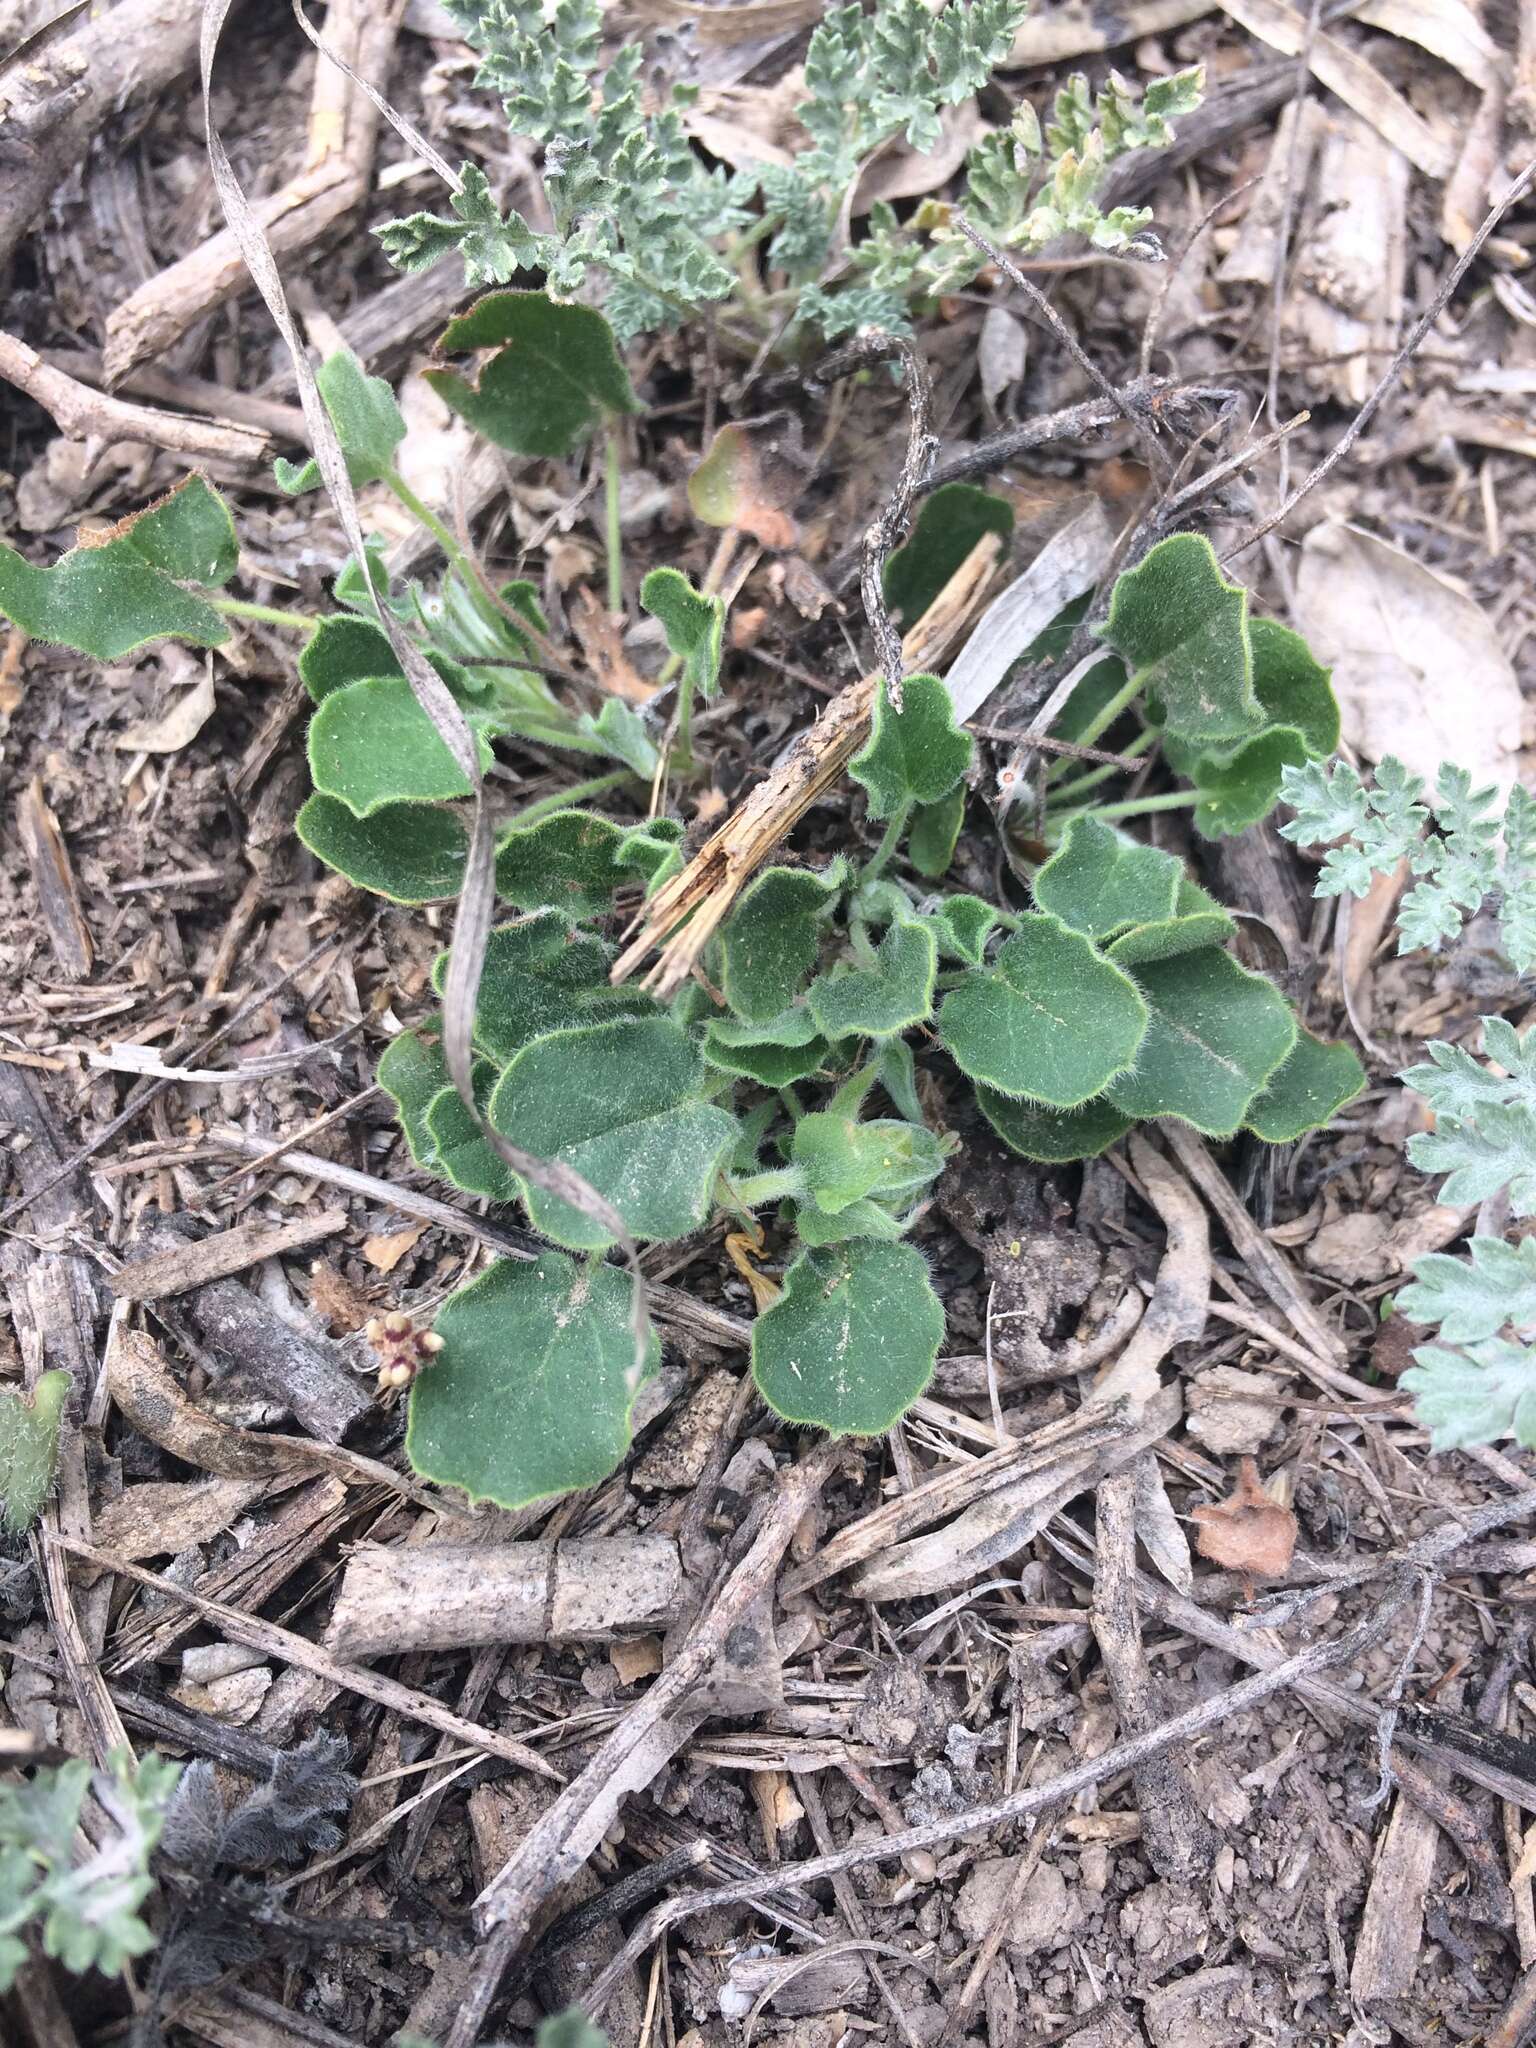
[[1250, 616, 1338, 759], [1033, 816, 1182, 940], [377, 1027, 451, 1168], [274, 350, 407, 494], [488, 1016, 737, 1248], [1244, 1027, 1364, 1142], [1105, 945, 1297, 1134], [424, 1074, 521, 1202], [977, 1088, 1134, 1163], [792, 1113, 946, 1215], [808, 919, 937, 1040], [299, 616, 400, 703], [296, 794, 468, 902], [426, 291, 640, 456], [1098, 533, 1263, 748], [432, 912, 647, 1062], [640, 567, 723, 702], [751, 1241, 943, 1435], [909, 785, 966, 879], [1191, 726, 1309, 839], [1103, 909, 1235, 968], [882, 483, 1014, 626], [926, 894, 1005, 965], [308, 676, 489, 817], [720, 862, 846, 1022], [938, 914, 1147, 1107], [703, 1006, 832, 1086], [494, 809, 674, 919], [407, 1253, 657, 1509], [850, 674, 973, 819], [0, 475, 235, 659]]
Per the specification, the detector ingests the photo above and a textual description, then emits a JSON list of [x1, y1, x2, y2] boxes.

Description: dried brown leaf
[[1191, 1457, 1298, 1578]]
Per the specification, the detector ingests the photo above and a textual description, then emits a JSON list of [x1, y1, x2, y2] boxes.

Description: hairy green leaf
[[274, 350, 407, 493], [426, 291, 639, 455], [377, 1028, 452, 1170], [299, 615, 401, 702], [1244, 1027, 1364, 1142], [0, 1370, 68, 1535], [908, 785, 966, 879], [938, 914, 1147, 1106], [296, 794, 468, 902], [926, 893, 1005, 965], [489, 1016, 736, 1247], [976, 1087, 1133, 1162], [794, 1194, 908, 1246], [882, 483, 1013, 625], [494, 808, 675, 919], [1191, 726, 1309, 839], [1104, 945, 1296, 1134], [850, 674, 973, 819], [0, 476, 236, 658], [791, 1112, 946, 1215], [308, 676, 489, 816], [703, 1006, 833, 1086], [432, 911, 643, 1062], [1398, 1236, 1536, 1346], [424, 1074, 523, 1202], [1249, 616, 1338, 758], [751, 1240, 943, 1434], [720, 862, 846, 1022], [407, 1253, 657, 1508], [1033, 816, 1181, 940], [1098, 533, 1263, 747], [640, 566, 724, 701], [1102, 907, 1235, 968], [808, 918, 937, 1040]]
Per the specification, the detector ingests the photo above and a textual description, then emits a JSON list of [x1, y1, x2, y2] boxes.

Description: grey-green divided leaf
[[909, 785, 966, 879], [808, 918, 937, 1040], [1401, 1340, 1536, 1451], [495, 809, 677, 919], [274, 350, 407, 493], [1244, 1028, 1364, 1142], [977, 1088, 1133, 1163], [882, 483, 1014, 626], [308, 676, 490, 816], [1033, 816, 1181, 940], [792, 1113, 946, 1215], [1408, 1104, 1536, 1215], [703, 1006, 832, 1086], [720, 862, 846, 1022], [1398, 1237, 1536, 1346], [296, 794, 468, 903], [537, 2007, 614, 2048], [489, 1016, 736, 1248], [751, 1241, 943, 1435], [1105, 945, 1296, 1134], [938, 914, 1146, 1107], [640, 567, 724, 702], [432, 912, 644, 1062], [407, 1254, 657, 1509], [426, 291, 640, 456], [0, 1369, 68, 1535], [0, 476, 236, 658], [1192, 726, 1308, 839], [850, 674, 973, 819], [1250, 616, 1338, 759], [1098, 533, 1262, 748]]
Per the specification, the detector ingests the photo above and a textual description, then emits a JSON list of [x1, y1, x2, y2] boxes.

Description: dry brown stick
[[101, 0, 406, 383], [1092, 1466, 1218, 1881], [580, 1582, 1411, 2022], [1487, 1958, 1536, 2048], [798, 1770, 925, 2048], [18, 775, 93, 982], [469, 1444, 840, 1944], [110, 1209, 347, 1301], [1225, 153, 1536, 562], [0, 330, 269, 465], [922, 378, 1235, 494], [610, 532, 1003, 999], [938, 1800, 1064, 2048], [203, 1127, 755, 1356], [42, 346, 308, 443], [52, 1535, 562, 1783]]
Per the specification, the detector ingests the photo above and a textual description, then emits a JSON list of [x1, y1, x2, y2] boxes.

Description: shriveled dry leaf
[[571, 585, 654, 702], [308, 1259, 374, 1334], [363, 1222, 427, 1273], [1295, 522, 1524, 797], [689, 414, 806, 551], [113, 653, 216, 754], [750, 1766, 804, 1839], [609, 1634, 664, 1686], [1191, 1457, 1298, 1578]]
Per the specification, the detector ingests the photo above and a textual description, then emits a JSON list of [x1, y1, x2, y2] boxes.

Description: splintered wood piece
[[111, 1209, 348, 1301], [19, 775, 92, 981], [610, 531, 1004, 1000]]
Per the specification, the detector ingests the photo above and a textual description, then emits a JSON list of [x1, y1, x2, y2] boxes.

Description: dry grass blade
[[611, 532, 1003, 999]]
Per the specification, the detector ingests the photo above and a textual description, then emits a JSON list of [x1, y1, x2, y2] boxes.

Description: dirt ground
[[3, 0, 1536, 2044]]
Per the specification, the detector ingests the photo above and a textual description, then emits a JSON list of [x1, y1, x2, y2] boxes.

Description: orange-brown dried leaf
[[1191, 1457, 1297, 1578], [689, 414, 806, 551]]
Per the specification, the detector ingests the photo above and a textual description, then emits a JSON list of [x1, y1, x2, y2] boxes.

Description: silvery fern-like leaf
[[1402, 1018, 1536, 1119], [1278, 759, 1372, 848], [1397, 1234, 1536, 1343], [1499, 784, 1536, 974], [1402, 1338, 1536, 1449], [1407, 1101, 1536, 1213]]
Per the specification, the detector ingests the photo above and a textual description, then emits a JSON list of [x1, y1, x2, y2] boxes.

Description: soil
[[3, 2, 1536, 2046]]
